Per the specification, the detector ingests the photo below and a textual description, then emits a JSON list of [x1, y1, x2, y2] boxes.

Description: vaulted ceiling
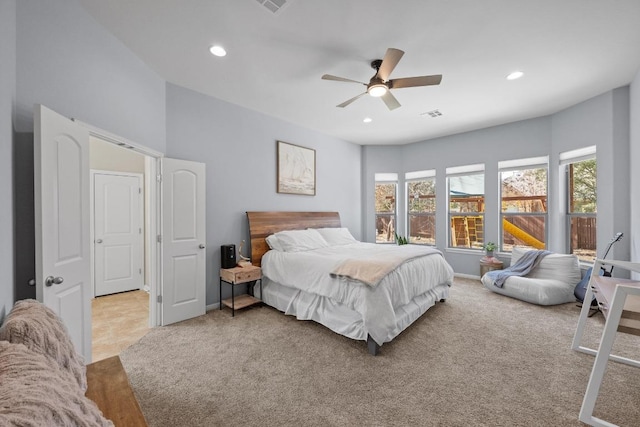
[[77, 0, 640, 145]]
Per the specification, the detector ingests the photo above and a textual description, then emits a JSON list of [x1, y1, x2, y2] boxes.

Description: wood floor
[[92, 290, 150, 363]]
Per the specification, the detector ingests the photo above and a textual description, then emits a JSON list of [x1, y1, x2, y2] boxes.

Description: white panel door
[[94, 173, 143, 296], [161, 158, 206, 325], [34, 105, 92, 362]]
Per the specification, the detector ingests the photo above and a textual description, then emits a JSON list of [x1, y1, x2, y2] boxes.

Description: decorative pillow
[[273, 229, 329, 252], [312, 227, 358, 246], [265, 234, 284, 251], [0, 341, 113, 427], [511, 247, 581, 284], [0, 299, 87, 391]]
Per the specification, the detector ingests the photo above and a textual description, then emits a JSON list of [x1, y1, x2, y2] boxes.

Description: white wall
[[166, 83, 362, 305], [0, 0, 16, 318]]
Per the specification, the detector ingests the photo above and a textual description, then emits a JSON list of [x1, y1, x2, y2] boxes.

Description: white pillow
[[265, 234, 284, 251], [273, 229, 329, 252], [313, 227, 358, 246]]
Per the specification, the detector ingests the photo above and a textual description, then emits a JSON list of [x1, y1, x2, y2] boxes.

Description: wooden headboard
[[246, 211, 341, 266]]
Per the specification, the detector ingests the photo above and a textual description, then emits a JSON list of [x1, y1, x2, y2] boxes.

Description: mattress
[[260, 242, 454, 345]]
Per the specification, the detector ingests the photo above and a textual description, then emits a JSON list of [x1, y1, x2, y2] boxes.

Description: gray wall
[[362, 88, 632, 276], [15, 0, 166, 152], [0, 0, 16, 319], [4, 0, 169, 309], [166, 84, 362, 306], [630, 70, 640, 273], [1, 0, 638, 311]]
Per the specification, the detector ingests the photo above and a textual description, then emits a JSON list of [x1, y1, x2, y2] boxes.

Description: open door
[[34, 105, 92, 362], [160, 158, 206, 325]]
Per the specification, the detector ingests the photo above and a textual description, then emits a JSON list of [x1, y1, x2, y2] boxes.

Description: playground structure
[[450, 216, 545, 249]]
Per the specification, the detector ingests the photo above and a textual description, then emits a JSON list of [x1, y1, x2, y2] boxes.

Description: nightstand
[[219, 265, 262, 317]]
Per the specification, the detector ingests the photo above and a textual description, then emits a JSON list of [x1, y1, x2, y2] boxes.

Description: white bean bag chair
[[481, 247, 582, 305]]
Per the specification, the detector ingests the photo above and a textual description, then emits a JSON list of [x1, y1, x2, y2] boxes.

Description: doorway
[[89, 135, 153, 361], [35, 105, 206, 364]]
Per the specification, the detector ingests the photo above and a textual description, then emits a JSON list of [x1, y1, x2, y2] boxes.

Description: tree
[[571, 159, 596, 213]]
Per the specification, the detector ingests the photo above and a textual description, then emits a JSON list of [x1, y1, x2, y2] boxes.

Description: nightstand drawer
[[220, 266, 261, 284]]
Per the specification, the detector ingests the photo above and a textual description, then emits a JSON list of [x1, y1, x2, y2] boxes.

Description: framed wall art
[[277, 140, 316, 196]]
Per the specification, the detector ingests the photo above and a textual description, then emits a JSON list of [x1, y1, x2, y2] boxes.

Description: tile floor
[[92, 290, 150, 362]]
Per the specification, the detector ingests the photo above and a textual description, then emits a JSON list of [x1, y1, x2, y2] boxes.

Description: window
[[375, 173, 397, 243], [406, 170, 436, 245], [499, 157, 548, 252], [447, 164, 484, 249], [562, 147, 597, 262]]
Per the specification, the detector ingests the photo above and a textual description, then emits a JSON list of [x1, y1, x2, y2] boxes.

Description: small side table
[[480, 257, 504, 277], [219, 265, 262, 317]]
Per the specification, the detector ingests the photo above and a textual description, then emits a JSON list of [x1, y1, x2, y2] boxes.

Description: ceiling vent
[[420, 109, 443, 118], [255, 0, 290, 14]]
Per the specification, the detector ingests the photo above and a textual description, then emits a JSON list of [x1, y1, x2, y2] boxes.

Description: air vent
[[255, 0, 290, 14], [420, 109, 443, 118]]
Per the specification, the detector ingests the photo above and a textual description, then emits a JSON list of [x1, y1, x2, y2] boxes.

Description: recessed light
[[363, 117, 372, 123], [209, 45, 227, 57], [506, 71, 524, 80]]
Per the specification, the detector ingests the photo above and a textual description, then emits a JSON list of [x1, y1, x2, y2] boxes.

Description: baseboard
[[454, 272, 481, 280], [206, 303, 220, 312]]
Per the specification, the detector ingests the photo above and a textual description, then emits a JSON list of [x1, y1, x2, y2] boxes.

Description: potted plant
[[483, 242, 497, 257], [395, 233, 408, 245]]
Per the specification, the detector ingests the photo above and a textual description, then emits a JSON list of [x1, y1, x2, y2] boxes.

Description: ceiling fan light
[[368, 84, 388, 97], [209, 45, 227, 57]]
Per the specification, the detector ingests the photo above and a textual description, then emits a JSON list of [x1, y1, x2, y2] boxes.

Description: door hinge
[[157, 295, 162, 303], [139, 227, 142, 234], [157, 235, 162, 243], [139, 187, 142, 194], [156, 174, 162, 182], [139, 268, 142, 274]]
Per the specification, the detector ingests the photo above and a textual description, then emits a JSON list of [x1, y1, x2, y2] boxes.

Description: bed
[[246, 211, 454, 355]]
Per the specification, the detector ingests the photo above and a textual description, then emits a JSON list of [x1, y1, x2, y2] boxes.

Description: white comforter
[[261, 243, 454, 345]]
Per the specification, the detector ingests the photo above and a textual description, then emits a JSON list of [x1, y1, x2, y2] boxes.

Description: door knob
[[45, 276, 64, 287], [96, 239, 103, 244], [199, 244, 206, 249]]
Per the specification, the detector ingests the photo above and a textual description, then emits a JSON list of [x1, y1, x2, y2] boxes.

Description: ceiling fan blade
[[322, 74, 367, 85], [389, 74, 442, 89], [337, 92, 367, 108], [376, 48, 404, 81], [381, 91, 401, 111]]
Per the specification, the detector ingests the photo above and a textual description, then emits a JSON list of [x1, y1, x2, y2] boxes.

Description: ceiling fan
[[321, 48, 442, 111]]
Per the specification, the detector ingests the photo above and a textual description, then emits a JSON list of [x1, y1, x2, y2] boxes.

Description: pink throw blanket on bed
[[330, 246, 441, 287]]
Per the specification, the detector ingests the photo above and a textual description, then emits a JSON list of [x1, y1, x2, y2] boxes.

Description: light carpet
[[120, 277, 640, 426]]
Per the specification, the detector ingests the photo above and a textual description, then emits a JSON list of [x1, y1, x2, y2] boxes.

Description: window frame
[[446, 164, 485, 251], [374, 173, 398, 244], [498, 156, 549, 253], [561, 147, 597, 261], [405, 170, 436, 246]]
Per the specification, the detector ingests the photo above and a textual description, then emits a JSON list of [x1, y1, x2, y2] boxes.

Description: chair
[[480, 247, 582, 305]]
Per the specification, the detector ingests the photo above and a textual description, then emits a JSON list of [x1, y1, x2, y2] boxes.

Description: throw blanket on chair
[[486, 250, 551, 288]]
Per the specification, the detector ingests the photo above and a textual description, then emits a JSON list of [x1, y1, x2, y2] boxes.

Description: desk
[[572, 259, 640, 426]]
